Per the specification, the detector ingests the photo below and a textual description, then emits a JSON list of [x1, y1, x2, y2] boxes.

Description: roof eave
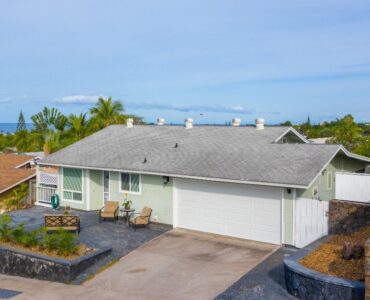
[[37, 161, 309, 189], [273, 127, 309, 144]]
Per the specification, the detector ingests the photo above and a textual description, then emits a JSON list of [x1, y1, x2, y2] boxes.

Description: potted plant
[[123, 193, 132, 210]]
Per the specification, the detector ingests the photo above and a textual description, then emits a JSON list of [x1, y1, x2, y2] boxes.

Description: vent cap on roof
[[157, 118, 165, 126], [255, 118, 265, 130], [232, 118, 241, 127], [185, 118, 193, 129], [126, 118, 134, 128]]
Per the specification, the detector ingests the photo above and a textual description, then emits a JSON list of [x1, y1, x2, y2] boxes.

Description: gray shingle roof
[[40, 125, 342, 187]]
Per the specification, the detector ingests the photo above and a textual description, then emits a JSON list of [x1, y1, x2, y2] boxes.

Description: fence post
[[366, 239, 370, 300]]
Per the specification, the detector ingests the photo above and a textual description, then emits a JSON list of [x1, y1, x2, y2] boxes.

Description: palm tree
[[31, 107, 67, 154], [89, 97, 125, 128], [68, 113, 87, 140], [31, 107, 67, 133]]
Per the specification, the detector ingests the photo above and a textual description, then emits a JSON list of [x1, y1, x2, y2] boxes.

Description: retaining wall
[[329, 200, 370, 235], [0, 245, 111, 283]]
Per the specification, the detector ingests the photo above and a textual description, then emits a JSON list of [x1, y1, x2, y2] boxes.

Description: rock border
[[0, 245, 112, 283], [284, 239, 365, 300]]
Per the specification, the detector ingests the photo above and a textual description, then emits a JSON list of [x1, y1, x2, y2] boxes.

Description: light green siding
[[283, 188, 294, 245], [283, 154, 368, 246], [296, 154, 368, 201], [89, 170, 103, 210], [109, 172, 173, 225]]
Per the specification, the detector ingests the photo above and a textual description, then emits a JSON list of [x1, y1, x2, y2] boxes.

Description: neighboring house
[[0, 154, 37, 207], [308, 137, 331, 144], [37, 118, 370, 248]]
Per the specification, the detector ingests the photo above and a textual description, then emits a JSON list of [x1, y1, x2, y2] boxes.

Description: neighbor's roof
[[0, 154, 36, 194], [38, 125, 369, 188], [0, 169, 35, 194], [0, 154, 34, 169]]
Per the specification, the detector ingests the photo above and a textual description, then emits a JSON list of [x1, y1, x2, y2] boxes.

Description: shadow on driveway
[[216, 247, 298, 300]]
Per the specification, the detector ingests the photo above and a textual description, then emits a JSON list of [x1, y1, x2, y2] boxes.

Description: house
[[0, 154, 37, 209], [37, 118, 370, 248], [308, 137, 331, 144]]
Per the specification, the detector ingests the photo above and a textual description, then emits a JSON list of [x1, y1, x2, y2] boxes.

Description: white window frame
[[61, 167, 84, 203], [327, 171, 333, 190], [119, 172, 141, 195]]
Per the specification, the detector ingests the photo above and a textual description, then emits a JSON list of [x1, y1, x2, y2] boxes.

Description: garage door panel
[[175, 179, 281, 244]]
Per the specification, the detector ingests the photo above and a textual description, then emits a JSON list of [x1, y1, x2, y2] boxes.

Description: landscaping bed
[[0, 244, 112, 283], [0, 213, 112, 282], [300, 227, 370, 281]]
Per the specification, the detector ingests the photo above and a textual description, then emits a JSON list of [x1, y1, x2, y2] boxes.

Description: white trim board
[[38, 163, 308, 189]]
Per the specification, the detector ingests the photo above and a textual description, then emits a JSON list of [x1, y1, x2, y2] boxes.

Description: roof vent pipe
[[255, 118, 265, 130], [184, 118, 193, 129], [231, 118, 241, 127], [157, 118, 165, 126], [126, 118, 134, 128]]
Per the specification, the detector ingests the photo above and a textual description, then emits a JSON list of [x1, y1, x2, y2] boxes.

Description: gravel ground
[[8, 206, 171, 284]]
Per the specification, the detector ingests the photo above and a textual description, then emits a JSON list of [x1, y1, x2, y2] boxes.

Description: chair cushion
[[141, 206, 152, 217], [101, 211, 116, 218], [131, 216, 148, 225], [104, 201, 119, 212]]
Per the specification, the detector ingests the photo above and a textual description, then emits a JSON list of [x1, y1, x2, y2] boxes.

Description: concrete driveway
[[86, 229, 278, 299], [0, 229, 278, 300]]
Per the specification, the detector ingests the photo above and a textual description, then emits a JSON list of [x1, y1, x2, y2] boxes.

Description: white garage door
[[174, 178, 282, 244]]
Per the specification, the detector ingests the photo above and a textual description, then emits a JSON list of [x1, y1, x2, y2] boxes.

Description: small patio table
[[120, 208, 135, 226]]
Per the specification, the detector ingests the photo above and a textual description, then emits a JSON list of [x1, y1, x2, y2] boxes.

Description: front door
[[103, 171, 110, 202]]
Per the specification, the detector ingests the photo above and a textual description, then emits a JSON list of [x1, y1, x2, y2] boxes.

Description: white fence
[[295, 197, 329, 248], [335, 172, 370, 203], [37, 186, 57, 204]]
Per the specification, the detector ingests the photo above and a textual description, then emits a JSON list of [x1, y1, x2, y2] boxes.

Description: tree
[[280, 121, 292, 126], [89, 97, 125, 128], [16, 111, 26, 132], [329, 115, 363, 151], [306, 115, 311, 126], [68, 113, 87, 140], [31, 107, 67, 133], [31, 107, 67, 154]]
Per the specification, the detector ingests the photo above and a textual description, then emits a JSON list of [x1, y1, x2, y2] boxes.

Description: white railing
[[335, 172, 370, 203], [39, 172, 58, 186], [37, 186, 57, 204]]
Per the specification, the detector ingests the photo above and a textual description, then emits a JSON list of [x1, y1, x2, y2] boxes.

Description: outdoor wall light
[[163, 176, 170, 185], [287, 188, 292, 194]]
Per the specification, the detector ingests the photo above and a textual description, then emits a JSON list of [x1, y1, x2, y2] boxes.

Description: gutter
[[37, 162, 309, 189]]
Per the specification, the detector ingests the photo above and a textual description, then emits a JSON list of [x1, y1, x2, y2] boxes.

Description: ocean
[[0, 123, 34, 134]]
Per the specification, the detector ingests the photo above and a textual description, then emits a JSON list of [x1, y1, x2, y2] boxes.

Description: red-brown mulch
[[300, 227, 370, 281]]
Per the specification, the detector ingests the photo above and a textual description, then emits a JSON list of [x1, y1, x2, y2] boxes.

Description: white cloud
[[55, 94, 105, 104]]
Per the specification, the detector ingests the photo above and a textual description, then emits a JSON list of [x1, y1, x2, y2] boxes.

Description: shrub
[[56, 228, 77, 256], [0, 214, 12, 242], [11, 223, 26, 244], [3, 184, 28, 211], [43, 228, 77, 256], [19, 228, 43, 248], [43, 231, 60, 251], [0, 214, 78, 257]]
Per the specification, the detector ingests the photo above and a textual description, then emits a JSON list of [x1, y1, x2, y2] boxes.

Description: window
[[63, 168, 83, 201], [120, 172, 141, 193], [327, 172, 333, 190]]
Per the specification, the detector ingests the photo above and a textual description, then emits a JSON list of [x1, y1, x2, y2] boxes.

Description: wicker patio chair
[[129, 206, 152, 231], [99, 201, 119, 223]]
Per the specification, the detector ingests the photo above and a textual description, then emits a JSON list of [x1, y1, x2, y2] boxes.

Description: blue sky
[[1, 1, 370, 124]]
